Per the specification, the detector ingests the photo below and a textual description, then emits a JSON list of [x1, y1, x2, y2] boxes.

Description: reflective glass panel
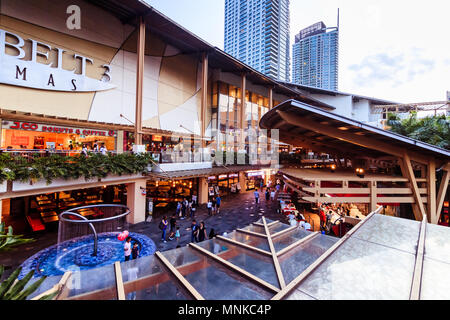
[[279, 234, 337, 284], [424, 223, 450, 264], [351, 214, 421, 254], [295, 237, 415, 300], [421, 257, 450, 300], [222, 231, 270, 252], [272, 228, 311, 252]]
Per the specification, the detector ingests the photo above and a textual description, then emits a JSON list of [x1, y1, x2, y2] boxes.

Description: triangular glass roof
[[30, 211, 450, 300]]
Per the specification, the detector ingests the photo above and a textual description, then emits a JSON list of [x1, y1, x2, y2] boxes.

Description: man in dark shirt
[[170, 214, 177, 233]]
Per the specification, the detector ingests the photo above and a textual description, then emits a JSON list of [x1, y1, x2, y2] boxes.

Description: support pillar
[[370, 181, 377, 213], [201, 53, 208, 154], [198, 177, 209, 205], [240, 73, 246, 151], [116, 130, 124, 154], [135, 17, 145, 145], [239, 171, 246, 192], [427, 159, 436, 224], [436, 168, 449, 224], [126, 180, 147, 224], [268, 87, 273, 109]]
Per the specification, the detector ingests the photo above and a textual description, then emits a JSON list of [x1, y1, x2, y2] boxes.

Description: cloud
[[348, 49, 436, 89]]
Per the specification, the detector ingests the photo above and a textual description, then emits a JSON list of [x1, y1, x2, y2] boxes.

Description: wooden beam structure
[[277, 232, 319, 257], [236, 228, 267, 238], [427, 159, 436, 223], [155, 251, 205, 300], [216, 235, 272, 257], [262, 217, 286, 289], [402, 153, 426, 221], [114, 261, 126, 300], [189, 243, 280, 293], [277, 110, 430, 165], [33, 271, 72, 300], [436, 169, 450, 224]]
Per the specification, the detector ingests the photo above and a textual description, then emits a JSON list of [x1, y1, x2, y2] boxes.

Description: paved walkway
[[132, 190, 289, 252], [0, 190, 292, 277]]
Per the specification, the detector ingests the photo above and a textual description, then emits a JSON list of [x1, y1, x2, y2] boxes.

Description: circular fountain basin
[[20, 232, 156, 278]]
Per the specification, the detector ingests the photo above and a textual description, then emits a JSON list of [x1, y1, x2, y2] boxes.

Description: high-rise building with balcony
[[292, 20, 339, 91], [224, 0, 290, 82]]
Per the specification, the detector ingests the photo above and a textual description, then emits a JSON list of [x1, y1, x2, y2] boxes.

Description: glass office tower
[[224, 0, 290, 82], [292, 21, 339, 91]]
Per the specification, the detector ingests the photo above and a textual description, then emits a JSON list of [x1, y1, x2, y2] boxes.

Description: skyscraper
[[292, 19, 339, 91], [224, 0, 290, 82]]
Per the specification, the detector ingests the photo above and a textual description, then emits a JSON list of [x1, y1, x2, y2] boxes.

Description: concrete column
[[201, 53, 208, 152], [126, 180, 147, 224], [268, 87, 273, 109], [116, 130, 124, 154], [198, 177, 209, 204], [135, 17, 145, 145], [239, 171, 246, 192], [370, 181, 378, 213]]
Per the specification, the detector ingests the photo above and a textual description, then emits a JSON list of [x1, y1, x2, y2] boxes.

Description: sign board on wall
[[2, 120, 117, 137], [0, 28, 115, 92]]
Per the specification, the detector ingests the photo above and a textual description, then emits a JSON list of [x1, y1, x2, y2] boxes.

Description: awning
[[260, 99, 450, 166], [146, 165, 271, 180]]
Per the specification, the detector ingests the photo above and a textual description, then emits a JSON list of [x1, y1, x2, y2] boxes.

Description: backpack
[[158, 221, 165, 230]]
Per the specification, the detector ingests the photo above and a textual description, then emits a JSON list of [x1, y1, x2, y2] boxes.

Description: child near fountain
[[124, 237, 132, 261], [131, 242, 139, 260]]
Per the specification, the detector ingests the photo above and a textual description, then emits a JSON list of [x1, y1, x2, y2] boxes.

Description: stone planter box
[[12, 177, 94, 192], [11, 173, 146, 192]]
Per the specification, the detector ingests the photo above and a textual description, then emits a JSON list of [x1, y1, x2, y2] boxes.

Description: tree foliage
[[386, 112, 450, 150]]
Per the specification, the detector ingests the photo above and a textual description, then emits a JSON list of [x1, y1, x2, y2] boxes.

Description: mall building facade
[[0, 0, 393, 233]]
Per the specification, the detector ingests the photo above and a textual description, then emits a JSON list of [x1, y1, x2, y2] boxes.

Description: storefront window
[[146, 178, 198, 217], [1, 185, 127, 234], [1, 121, 116, 152]]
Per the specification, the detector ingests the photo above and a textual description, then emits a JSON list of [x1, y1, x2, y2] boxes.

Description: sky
[[145, 0, 450, 103]]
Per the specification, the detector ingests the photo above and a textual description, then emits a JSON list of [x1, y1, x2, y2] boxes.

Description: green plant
[[386, 112, 450, 150], [0, 222, 34, 251], [0, 152, 155, 184], [0, 266, 57, 300]]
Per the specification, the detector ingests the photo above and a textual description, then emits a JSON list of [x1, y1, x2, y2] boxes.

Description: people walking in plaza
[[265, 188, 270, 201], [169, 214, 177, 233], [176, 201, 182, 218], [175, 226, 181, 244], [254, 189, 260, 205], [198, 221, 207, 242], [124, 236, 132, 261], [93, 143, 99, 152], [215, 195, 221, 214], [207, 199, 213, 216], [161, 216, 168, 242], [191, 220, 199, 243], [190, 200, 197, 218], [131, 242, 140, 260], [270, 189, 276, 201], [211, 197, 217, 215], [209, 228, 216, 239], [181, 198, 187, 219]]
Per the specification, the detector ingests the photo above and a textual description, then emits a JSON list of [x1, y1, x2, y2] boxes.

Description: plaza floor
[[0, 190, 320, 278]]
